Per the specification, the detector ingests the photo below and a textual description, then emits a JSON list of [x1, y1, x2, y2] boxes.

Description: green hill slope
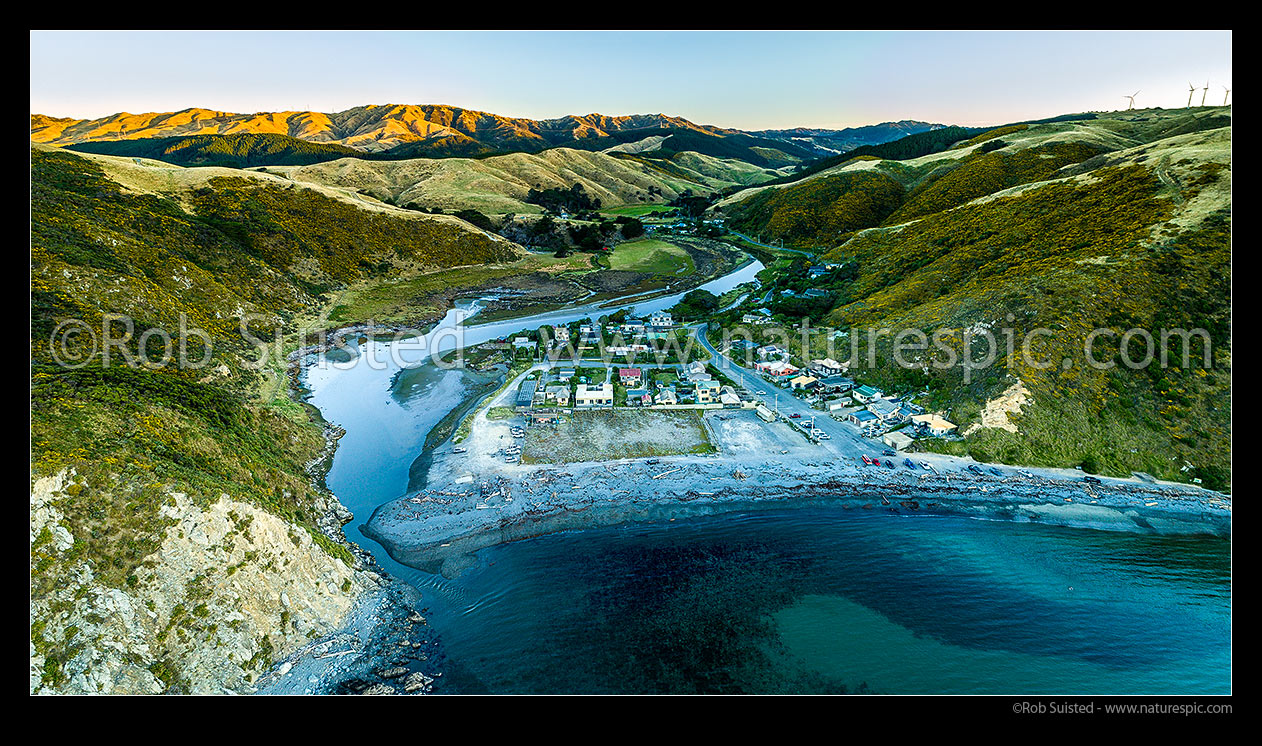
[[717, 108, 1231, 489], [30, 146, 520, 693]]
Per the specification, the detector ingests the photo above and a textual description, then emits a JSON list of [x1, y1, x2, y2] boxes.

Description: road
[[695, 323, 873, 460], [726, 230, 817, 259]]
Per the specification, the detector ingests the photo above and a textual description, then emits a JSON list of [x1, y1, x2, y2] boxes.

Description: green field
[[599, 204, 677, 217], [603, 238, 695, 275]]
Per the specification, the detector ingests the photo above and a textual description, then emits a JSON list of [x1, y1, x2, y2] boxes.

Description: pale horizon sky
[[30, 31, 1232, 131]]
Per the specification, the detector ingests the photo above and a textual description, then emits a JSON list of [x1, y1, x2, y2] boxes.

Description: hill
[[749, 120, 946, 155], [65, 132, 364, 167], [29, 144, 522, 694], [714, 107, 1231, 490], [256, 146, 776, 215], [32, 105, 728, 153]]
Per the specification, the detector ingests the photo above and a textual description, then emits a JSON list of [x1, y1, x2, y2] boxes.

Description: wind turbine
[[1187, 82, 1196, 108], [1200, 81, 1209, 107], [1123, 91, 1139, 110], [1223, 86, 1231, 106]]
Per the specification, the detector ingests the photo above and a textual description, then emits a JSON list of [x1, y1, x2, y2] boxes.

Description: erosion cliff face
[[31, 470, 379, 694]]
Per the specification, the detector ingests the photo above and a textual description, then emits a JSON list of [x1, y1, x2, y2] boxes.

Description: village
[[459, 306, 963, 466]]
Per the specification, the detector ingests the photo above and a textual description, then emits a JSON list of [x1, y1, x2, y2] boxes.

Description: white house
[[575, 382, 614, 407], [649, 311, 674, 328]]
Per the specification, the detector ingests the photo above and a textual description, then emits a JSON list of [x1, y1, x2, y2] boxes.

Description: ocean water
[[409, 509, 1231, 695]]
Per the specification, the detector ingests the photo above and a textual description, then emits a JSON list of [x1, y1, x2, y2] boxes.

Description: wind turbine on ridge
[[1201, 81, 1209, 107], [1187, 82, 1196, 108], [1123, 91, 1139, 110], [1223, 86, 1231, 106]]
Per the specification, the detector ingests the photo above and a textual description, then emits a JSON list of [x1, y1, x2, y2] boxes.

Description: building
[[882, 431, 916, 451], [551, 326, 571, 342], [655, 389, 678, 405], [852, 385, 883, 403], [625, 388, 652, 406], [866, 398, 904, 424], [849, 409, 879, 427], [556, 368, 576, 381], [512, 336, 536, 352], [789, 374, 819, 390], [810, 358, 846, 377], [575, 382, 614, 407], [685, 361, 708, 379], [719, 388, 742, 407], [649, 311, 674, 328], [803, 288, 832, 299], [516, 380, 539, 409], [755, 404, 777, 422], [755, 360, 799, 378], [695, 379, 722, 404], [741, 314, 772, 325], [757, 344, 788, 360], [911, 413, 958, 437], [544, 384, 570, 406], [807, 265, 828, 279], [618, 367, 643, 387], [620, 319, 647, 335]]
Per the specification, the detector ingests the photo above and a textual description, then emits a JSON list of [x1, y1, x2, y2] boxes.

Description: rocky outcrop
[[30, 469, 382, 694]]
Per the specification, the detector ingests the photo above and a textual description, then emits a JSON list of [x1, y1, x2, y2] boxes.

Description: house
[[809, 358, 846, 377], [625, 388, 652, 406], [741, 314, 771, 325], [655, 389, 678, 406], [803, 288, 832, 299], [866, 398, 904, 423], [551, 326, 571, 342], [649, 311, 674, 328], [578, 324, 601, 345], [556, 368, 576, 382], [575, 382, 614, 407], [882, 431, 915, 451], [852, 385, 883, 403], [685, 361, 708, 379], [620, 319, 647, 335], [911, 413, 958, 437], [757, 344, 788, 360], [755, 404, 777, 422], [720, 390, 742, 407], [695, 379, 722, 404], [789, 374, 819, 390], [755, 360, 799, 378], [849, 409, 879, 427], [618, 367, 643, 387], [512, 336, 536, 352], [807, 265, 829, 279], [544, 384, 570, 406], [516, 380, 539, 409]]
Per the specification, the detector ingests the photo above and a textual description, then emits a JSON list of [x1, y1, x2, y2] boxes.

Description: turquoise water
[[410, 509, 1231, 695]]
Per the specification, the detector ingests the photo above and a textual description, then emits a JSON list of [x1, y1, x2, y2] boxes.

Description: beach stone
[[377, 666, 409, 679], [361, 683, 397, 695]]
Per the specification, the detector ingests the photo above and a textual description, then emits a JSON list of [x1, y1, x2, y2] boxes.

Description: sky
[[30, 31, 1232, 130]]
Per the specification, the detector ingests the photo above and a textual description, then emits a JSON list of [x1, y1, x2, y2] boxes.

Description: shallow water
[[409, 509, 1231, 694]]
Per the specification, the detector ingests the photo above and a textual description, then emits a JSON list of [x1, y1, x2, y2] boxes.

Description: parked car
[[990, 467, 1004, 477], [882, 449, 896, 457], [884, 460, 895, 468], [1083, 475, 1102, 484], [789, 413, 802, 419], [967, 465, 983, 474], [904, 458, 916, 469]]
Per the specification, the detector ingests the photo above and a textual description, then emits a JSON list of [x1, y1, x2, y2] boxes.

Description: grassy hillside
[[66, 133, 363, 168], [263, 147, 749, 215], [716, 108, 1231, 489], [30, 146, 523, 688]]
